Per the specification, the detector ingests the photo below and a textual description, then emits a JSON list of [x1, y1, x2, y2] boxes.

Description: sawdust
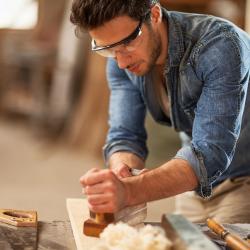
[[91, 222, 172, 250]]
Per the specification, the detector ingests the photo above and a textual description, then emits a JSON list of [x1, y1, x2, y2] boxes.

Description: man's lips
[[127, 62, 141, 73]]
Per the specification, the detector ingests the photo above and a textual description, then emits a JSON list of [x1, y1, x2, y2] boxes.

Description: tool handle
[[226, 234, 250, 250], [95, 213, 105, 224], [207, 218, 250, 250], [207, 218, 226, 236]]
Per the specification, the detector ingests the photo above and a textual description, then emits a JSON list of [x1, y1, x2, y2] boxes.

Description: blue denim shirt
[[103, 9, 250, 197]]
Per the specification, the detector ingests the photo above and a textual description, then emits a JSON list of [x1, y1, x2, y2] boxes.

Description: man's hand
[[108, 151, 145, 179], [80, 156, 198, 213], [80, 168, 129, 213], [111, 163, 133, 178]]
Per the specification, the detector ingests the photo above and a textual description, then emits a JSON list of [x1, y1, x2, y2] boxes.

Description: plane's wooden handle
[[95, 213, 105, 224]]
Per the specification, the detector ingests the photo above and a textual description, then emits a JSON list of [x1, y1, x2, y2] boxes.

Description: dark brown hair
[[70, 0, 158, 33]]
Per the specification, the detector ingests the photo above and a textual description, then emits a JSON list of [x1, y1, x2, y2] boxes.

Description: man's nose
[[115, 51, 131, 69]]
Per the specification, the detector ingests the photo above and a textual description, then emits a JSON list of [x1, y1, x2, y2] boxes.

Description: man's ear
[[150, 4, 162, 24]]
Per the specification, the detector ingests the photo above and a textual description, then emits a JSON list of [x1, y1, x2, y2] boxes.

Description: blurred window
[[0, 0, 38, 29]]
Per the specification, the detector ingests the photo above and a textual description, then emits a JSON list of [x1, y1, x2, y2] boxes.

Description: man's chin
[[130, 71, 146, 76]]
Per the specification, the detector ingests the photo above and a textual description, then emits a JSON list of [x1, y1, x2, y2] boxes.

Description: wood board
[[66, 199, 250, 250], [66, 198, 175, 249], [246, 0, 250, 33], [66, 199, 100, 250], [66, 198, 172, 249]]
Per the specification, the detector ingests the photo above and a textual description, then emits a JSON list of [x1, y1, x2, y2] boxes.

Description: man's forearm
[[81, 155, 199, 213], [124, 158, 199, 206]]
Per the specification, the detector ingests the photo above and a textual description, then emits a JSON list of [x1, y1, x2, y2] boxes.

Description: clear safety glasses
[[91, 12, 150, 57]]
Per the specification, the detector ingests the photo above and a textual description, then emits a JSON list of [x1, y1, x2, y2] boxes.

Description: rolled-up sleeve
[[175, 32, 249, 197], [103, 59, 148, 163]]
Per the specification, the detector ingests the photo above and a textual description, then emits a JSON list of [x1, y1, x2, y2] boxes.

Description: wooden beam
[[246, 0, 250, 33]]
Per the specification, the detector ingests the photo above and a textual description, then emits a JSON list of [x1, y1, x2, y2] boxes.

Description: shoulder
[[167, 10, 250, 57], [192, 25, 250, 81]]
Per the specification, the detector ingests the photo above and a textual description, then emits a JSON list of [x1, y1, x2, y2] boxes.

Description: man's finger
[[87, 193, 113, 205], [112, 164, 132, 178], [84, 182, 106, 195], [80, 168, 113, 186], [88, 201, 118, 213], [79, 167, 100, 185]]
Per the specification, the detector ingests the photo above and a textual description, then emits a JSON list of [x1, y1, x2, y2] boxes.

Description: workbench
[[1, 199, 250, 250], [66, 199, 250, 250]]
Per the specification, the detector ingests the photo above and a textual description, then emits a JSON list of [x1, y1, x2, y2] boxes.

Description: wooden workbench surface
[[2, 199, 249, 250], [0, 220, 76, 250], [67, 198, 250, 250], [37, 221, 76, 249]]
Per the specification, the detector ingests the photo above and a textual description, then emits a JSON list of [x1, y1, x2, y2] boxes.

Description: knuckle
[[104, 169, 113, 178], [91, 167, 99, 173], [88, 196, 97, 204], [79, 176, 86, 186], [81, 173, 92, 185]]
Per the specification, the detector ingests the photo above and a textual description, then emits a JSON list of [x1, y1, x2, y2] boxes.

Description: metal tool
[[207, 218, 250, 250], [161, 214, 220, 250]]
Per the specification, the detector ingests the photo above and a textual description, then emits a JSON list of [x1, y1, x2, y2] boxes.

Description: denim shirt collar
[[162, 8, 185, 70]]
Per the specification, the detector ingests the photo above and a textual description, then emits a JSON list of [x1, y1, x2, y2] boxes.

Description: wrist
[[123, 178, 134, 207], [123, 174, 145, 206]]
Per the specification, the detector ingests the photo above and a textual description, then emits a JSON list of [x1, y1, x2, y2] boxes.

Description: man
[[70, 0, 250, 223]]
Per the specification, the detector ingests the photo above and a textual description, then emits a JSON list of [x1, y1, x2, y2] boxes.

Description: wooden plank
[[66, 199, 164, 249], [66, 198, 176, 249], [67, 199, 250, 250], [66, 198, 175, 249], [161, 0, 205, 5], [246, 0, 250, 33], [66, 199, 100, 250]]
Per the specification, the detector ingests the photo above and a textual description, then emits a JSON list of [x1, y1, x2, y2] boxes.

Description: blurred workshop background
[[0, 0, 249, 221]]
